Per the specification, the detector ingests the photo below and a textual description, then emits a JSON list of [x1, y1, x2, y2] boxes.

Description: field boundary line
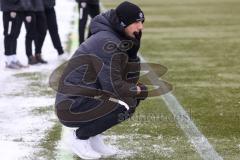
[[139, 55, 223, 160]]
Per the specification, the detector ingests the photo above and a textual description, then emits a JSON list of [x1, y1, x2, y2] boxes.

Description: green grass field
[[100, 0, 240, 159], [13, 0, 240, 159]]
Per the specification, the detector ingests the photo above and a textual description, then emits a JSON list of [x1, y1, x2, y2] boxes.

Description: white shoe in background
[[67, 131, 101, 159], [5, 61, 21, 69], [90, 134, 117, 157], [14, 60, 28, 68]]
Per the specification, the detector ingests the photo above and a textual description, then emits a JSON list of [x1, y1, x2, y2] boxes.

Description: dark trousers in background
[[78, 2, 100, 44], [3, 11, 23, 56], [24, 12, 37, 58], [34, 11, 47, 56], [2, 11, 38, 57], [45, 7, 64, 55]]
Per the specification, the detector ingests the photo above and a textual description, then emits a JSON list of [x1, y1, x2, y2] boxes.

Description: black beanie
[[116, 1, 145, 28]]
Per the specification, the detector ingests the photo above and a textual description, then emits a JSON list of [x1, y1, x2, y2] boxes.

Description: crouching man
[[55, 1, 148, 159]]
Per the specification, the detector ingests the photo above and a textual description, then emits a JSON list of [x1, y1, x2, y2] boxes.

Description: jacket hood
[[90, 9, 126, 39]]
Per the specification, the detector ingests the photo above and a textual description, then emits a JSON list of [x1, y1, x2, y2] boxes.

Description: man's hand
[[136, 82, 148, 100], [10, 12, 17, 18], [136, 86, 141, 95], [25, 16, 32, 23], [127, 31, 142, 60], [133, 31, 142, 41]]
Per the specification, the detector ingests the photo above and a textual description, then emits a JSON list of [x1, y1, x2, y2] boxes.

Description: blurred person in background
[[27, 0, 48, 65], [0, 0, 37, 69], [39, 0, 65, 61], [75, 0, 100, 44], [0, 0, 47, 67]]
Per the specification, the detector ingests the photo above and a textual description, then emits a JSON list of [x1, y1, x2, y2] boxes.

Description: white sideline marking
[[139, 56, 223, 160]]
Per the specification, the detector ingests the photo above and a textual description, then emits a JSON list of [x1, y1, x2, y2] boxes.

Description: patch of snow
[[152, 144, 174, 158], [0, 0, 76, 159], [0, 141, 29, 160]]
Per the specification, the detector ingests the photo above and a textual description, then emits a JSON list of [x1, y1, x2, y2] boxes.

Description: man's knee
[[117, 109, 136, 123]]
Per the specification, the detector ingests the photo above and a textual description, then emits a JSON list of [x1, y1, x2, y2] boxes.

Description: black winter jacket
[[0, 0, 44, 12], [43, 0, 55, 9], [55, 10, 146, 120]]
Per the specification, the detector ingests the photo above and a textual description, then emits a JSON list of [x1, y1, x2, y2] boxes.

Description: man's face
[[124, 21, 144, 38]]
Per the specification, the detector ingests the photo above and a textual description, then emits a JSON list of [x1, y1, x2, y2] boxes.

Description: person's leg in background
[[87, 3, 100, 38], [78, 2, 88, 45], [34, 11, 47, 64], [45, 7, 64, 56], [3, 11, 25, 69], [24, 11, 38, 65]]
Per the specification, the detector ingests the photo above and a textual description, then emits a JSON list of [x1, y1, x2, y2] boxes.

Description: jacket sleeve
[[125, 56, 141, 84], [109, 53, 139, 98], [96, 51, 139, 98], [86, 35, 140, 99]]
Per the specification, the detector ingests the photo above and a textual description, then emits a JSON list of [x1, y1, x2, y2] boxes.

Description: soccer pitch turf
[[16, 0, 239, 159], [98, 0, 240, 159]]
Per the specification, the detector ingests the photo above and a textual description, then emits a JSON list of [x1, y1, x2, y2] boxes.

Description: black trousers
[[60, 104, 137, 140], [3, 11, 21, 56], [78, 2, 100, 44], [44, 7, 63, 55], [2, 11, 41, 57], [3, 11, 35, 56], [34, 11, 47, 55], [24, 12, 38, 58]]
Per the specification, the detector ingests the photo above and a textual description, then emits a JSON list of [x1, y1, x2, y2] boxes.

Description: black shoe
[[36, 54, 47, 64], [28, 56, 38, 65], [58, 50, 64, 56]]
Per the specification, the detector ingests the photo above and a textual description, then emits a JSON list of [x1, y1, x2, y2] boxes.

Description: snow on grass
[[104, 134, 175, 159], [0, 0, 76, 159], [152, 144, 174, 158], [0, 96, 55, 159], [0, 141, 29, 160], [55, 127, 175, 159]]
